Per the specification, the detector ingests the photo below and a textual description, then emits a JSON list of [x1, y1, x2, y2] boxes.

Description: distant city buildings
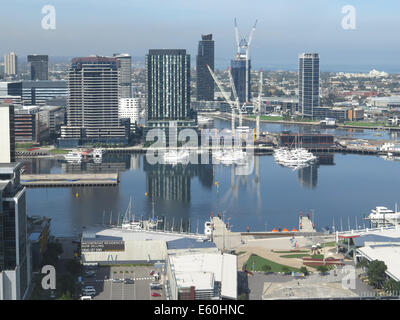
[[298, 53, 320, 119], [0, 162, 30, 300], [196, 34, 214, 101], [27, 55, 48, 81], [113, 53, 132, 98], [0, 103, 15, 163], [145, 49, 197, 142], [59, 56, 128, 147], [4, 52, 18, 76]]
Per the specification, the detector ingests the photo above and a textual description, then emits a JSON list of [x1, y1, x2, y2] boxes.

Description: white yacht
[[64, 151, 82, 162], [274, 146, 317, 170], [367, 206, 400, 227], [92, 148, 104, 163], [212, 148, 248, 166], [162, 149, 190, 165]]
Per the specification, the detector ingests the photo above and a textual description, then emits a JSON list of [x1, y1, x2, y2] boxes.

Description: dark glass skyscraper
[[196, 34, 214, 101], [231, 58, 251, 104], [27, 55, 48, 81], [298, 53, 319, 119]]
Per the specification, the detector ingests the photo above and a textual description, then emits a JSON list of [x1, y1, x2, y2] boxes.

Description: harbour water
[[23, 150, 400, 237]]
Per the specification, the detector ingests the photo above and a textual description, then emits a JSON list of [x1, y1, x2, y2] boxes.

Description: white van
[[80, 296, 92, 300], [82, 288, 96, 296]]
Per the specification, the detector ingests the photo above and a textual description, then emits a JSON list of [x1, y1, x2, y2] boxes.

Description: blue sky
[[2, 0, 400, 71]]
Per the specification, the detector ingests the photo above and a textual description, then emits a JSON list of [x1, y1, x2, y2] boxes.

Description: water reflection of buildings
[[297, 153, 335, 189], [143, 158, 213, 231], [61, 153, 131, 173]]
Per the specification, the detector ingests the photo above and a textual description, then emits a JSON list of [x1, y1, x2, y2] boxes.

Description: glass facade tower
[[298, 53, 319, 118], [196, 34, 214, 101]]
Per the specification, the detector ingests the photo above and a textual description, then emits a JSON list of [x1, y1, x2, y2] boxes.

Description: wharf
[[20, 173, 119, 188]]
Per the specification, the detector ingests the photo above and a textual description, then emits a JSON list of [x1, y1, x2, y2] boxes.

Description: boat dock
[[20, 173, 119, 188]]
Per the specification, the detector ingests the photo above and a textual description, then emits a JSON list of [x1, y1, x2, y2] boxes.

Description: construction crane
[[255, 70, 263, 140], [227, 67, 243, 128], [234, 18, 257, 103], [207, 65, 241, 135]]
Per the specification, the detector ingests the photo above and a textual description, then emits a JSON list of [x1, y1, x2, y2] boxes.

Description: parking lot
[[80, 265, 166, 300]]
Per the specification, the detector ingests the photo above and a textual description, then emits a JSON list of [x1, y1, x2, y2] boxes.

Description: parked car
[[112, 278, 123, 283], [151, 292, 161, 297], [85, 271, 96, 277], [149, 270, 155, 276], [124, 278, 134, 284]]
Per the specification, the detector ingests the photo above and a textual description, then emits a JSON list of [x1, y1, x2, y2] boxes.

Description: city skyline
[[2, 1, 400, 72]]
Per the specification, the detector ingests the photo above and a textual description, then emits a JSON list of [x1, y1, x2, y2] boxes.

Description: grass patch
[[322, 241, 336, 247], [273, 250, 309, 254], [16, 143, 35, 148], [48, 149, 70, 154], [310, 254, 324, 259], [280, 254, 310, 259], [245, 254, 301, 273]]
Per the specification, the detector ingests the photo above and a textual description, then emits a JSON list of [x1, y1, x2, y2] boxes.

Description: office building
[[231, 58, 251, 104], [298, 53, 319, 118], [113, 53, 132, 98], [0, 103, 15, 163], [27, 55, 48, 81], [118, 98, 140, 132], [196, 34, 214, 101], [13, 106, 49, 143], [4, 52, 18, 76], [145, 49, 197, 141], [7, 80, 67, 106], [59, 56, 127, 147], [0, 162, 30, 300]]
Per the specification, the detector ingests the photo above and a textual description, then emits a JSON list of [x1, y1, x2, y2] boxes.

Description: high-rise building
[[4, 52, 18, 76], [231, 58, 251, 104], [0, 103, 15, 163], [113, 53, 132, 98], [145, 49, 196, 141], [196, 34, 214, 101], [0, 162, 30, 300], [59, 56, 127, 147], [298, 53, 319, 119], [27, 55, 48, 81]]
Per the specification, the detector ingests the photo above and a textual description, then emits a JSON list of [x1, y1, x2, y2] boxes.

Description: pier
[[20, 173, 119, 188]]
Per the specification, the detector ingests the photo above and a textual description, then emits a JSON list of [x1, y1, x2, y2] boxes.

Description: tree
[[383, 279, 400, 295], [367, 260, 387, 289], [300, 266, 309, 276], [281, 266, 290, 274], [317, 265, 329, 274], [262, 264, 272, 274]]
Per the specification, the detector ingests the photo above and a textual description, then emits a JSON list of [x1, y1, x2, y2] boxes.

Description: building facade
[[231, 58, 251, 104], [145, 49, 196, 142], [113, 53, 132, 98], [298, 53, 319, 119], [118, 98, 140, 132], [4, 52, 17, 76], [59, 56, 127, 147], [0, 104, 15, 163], [196, 34, 214, 101], [27, 55, 48, 81], [0, 163, 30, 300], [7, 81, 67, 106]]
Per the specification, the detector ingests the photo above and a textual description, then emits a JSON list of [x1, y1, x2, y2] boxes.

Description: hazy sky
[[2, 0, 400, 71]]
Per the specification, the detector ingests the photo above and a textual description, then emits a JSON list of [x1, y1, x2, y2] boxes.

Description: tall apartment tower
[[0, 162, 30, 300], [196, 34, 214, 101], [231, 58, 251, 104], [27, 55, 48, 81], [113, 53, 132, 98], [298, 53, 319, 119], [145, 49, 196, 140], [59, 56, 127, 147], [4, 52, 18, 76], [0, 103, 15, 163]]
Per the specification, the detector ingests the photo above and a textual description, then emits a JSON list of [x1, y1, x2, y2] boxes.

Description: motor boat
[[64, 151, 83, 162], [274, 147, 317, 169]]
